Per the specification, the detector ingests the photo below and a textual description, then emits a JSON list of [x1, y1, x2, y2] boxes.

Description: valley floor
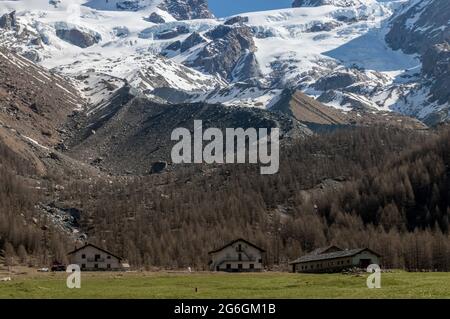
[[0, 270, 449, 298]]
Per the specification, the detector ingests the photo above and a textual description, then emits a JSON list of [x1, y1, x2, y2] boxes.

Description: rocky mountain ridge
[[384, 0, 449, 123]]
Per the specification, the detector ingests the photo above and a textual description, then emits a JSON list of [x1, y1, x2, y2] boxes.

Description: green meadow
[[1, 271, 449, 299]]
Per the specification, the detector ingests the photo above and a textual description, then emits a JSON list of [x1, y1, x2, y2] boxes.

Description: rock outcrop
[[55, 25, 101, 48], [180, 32, 206, 52], [231, 52, 262, 82], [144, 12, 166, 24], [224, 16, 249, 26], [165, 40, 182, 52], [314, 70, 366, 92], [155, 25, 190, 40], [115, 0, 145, 11], [0, 11, 17, 30], [306, 21, 340, 32], [158, 0, 214, 20], [422, 43, 450, 105], [386, 0, 450, 55], [187, 25, 260, 81]]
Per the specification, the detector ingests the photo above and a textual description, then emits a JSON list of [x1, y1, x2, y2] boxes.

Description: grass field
[[1, 270, 450, 299]]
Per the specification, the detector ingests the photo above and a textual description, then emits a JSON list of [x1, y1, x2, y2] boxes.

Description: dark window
[[359, 259, 372, 268], [81, 264, 86, 269], [81, 254, 86, 259], [238, 264, 243, 270], [238, 244, 242, 251], [107, 264, 111, 269], [95, 254, 101, 261], [250, 264, 254, 269], [107, 256, 111, 259], [94, 264, 98, 269], [258, 258, 262, 263], [226, 264, 231, 270], [238, 253, 242, 261]]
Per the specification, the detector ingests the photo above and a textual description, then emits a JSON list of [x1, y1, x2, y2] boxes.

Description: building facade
[[67, 244, 128, 271], [289, 246, 381, 273], [208, 239, 265, 272]]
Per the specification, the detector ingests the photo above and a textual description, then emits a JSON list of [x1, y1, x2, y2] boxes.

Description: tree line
[[55, 125, 450, 271], [2, 125, 450, 271], [0, 140, 68, 267]]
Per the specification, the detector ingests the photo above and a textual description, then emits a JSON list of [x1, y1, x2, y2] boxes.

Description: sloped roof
[[67, 243, 123, 261], [308, 245, 342, 255], [289, 248, 381, 264], [208, 238, 265, 254]]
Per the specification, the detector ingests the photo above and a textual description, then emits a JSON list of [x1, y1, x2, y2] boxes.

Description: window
[[258, 258, 262, 263], [238, 253, 242, 261], [226, 264, 231, 270], [107, 264, 111, 269], [95, 254, 101, 261], [94, 264, 98, 269], [238, 244, 242, 252], [81, 264, 86, 269], [81, 254, 86, 259], [107, 256, 111, 259], [249, 264, 254, 269], [238, 264, 243, 270]]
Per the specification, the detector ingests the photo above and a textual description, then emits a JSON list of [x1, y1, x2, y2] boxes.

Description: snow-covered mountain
[[0, 0, 448, 124], [385, 0, 450, 123]]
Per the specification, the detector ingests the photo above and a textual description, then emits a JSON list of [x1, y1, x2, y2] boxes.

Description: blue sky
[[208, 0, 293, 17]]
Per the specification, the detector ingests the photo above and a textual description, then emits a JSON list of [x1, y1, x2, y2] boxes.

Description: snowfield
[[0, 0, 447, 122]]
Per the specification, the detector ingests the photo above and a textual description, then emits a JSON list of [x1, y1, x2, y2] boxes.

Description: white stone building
[[208, 239, 265, 272], [67, 243, 129, 271]]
